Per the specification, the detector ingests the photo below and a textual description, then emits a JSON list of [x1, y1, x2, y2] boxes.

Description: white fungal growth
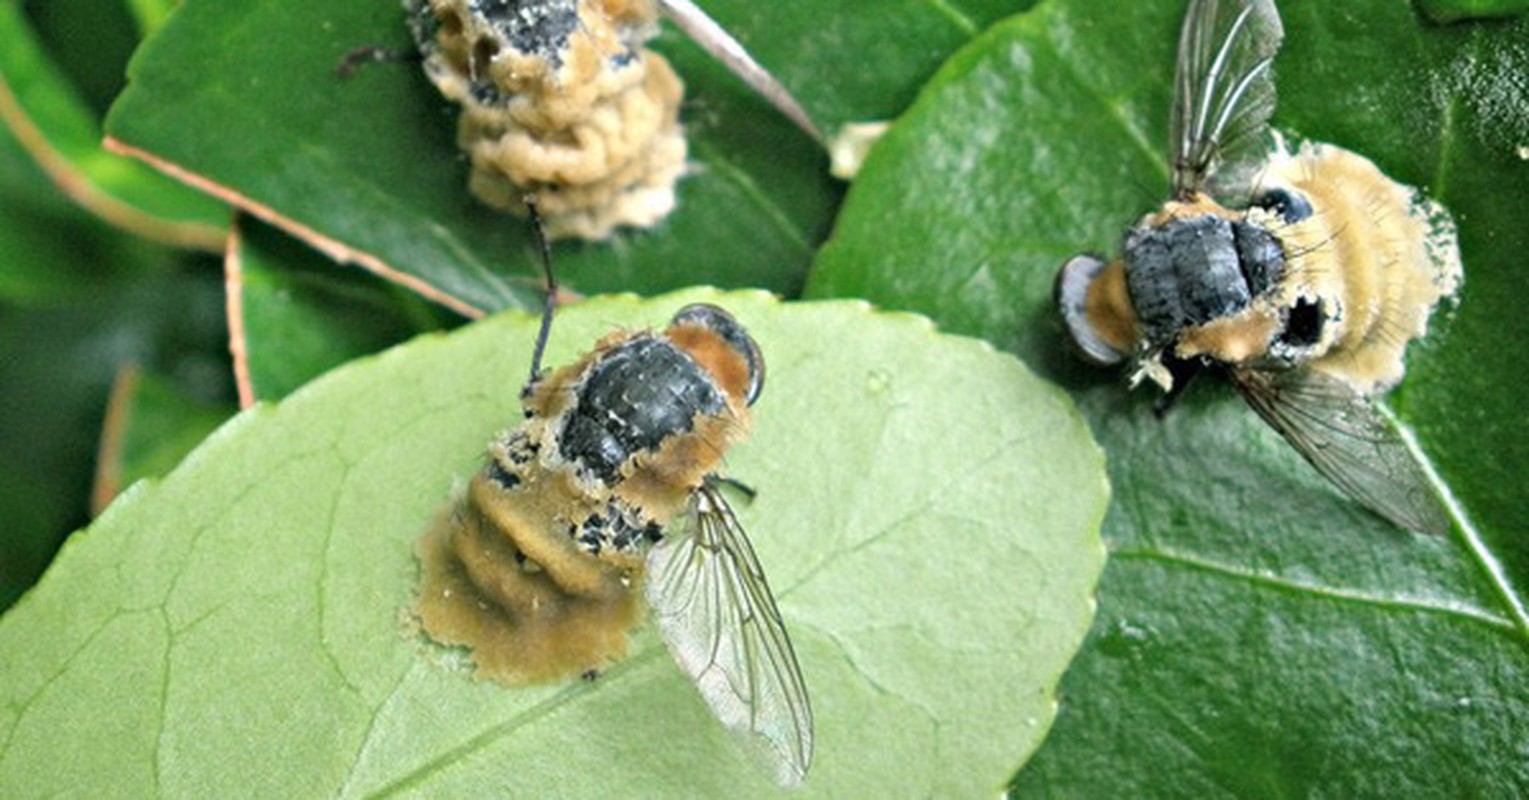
[[1258, 139, 1463, 395], [410, 0, 687, 239]]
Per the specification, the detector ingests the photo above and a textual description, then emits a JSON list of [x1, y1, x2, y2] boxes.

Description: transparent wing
[[1170, 0, 1284, 199], [644, 481, 813, 786], [1233, 368, 1450, 536]]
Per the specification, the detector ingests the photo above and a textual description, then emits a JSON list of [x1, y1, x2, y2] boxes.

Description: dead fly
[[414, 206, 813, 784], [350, 0, 819, 239], [1055, 0, 1462, 534]]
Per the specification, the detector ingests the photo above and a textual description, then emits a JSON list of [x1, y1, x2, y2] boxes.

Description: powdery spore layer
[[411, 0, 687, 239]]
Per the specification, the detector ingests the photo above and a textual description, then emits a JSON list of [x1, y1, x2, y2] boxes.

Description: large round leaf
[[0, 290, 1107, 796], [807, 0, 1529, 793]]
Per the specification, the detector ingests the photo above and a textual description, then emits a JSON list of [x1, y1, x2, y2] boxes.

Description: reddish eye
[[670, 304, 765, 406], [1056, 255, 1127, 366]]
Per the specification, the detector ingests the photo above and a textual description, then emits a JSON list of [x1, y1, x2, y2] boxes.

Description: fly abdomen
[[408, 0, 686, 239], [560, 335, 726, 484], [1125, 215, 1254, 347]]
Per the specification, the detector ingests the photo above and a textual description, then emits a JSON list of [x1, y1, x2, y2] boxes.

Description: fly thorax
[[412, 0, 647, 111], [1124, 215, 1254, 348], [470, 0, 582, 64], [557, 334, 727, 487]]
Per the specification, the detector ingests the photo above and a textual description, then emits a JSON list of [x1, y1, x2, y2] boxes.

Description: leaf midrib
[[1381, 405, 1529, 640], [359, 646, 666, 798], [1114, 547, 1516, 635]]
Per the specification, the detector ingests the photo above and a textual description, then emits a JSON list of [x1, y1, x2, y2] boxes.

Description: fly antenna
[[525, 196, 558, 391]]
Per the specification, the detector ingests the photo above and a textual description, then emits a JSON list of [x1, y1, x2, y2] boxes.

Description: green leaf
[[0, 71, 74, 216], [22, 0, 141, 118], [683, 0, 1036, 132], [122, 0, 182, 38], [0, 261, 233, 609], [232, 218, 455, 403], [100, 1, 1044, 314], [0, 113, 172, 303], [1417, 0, 1529, 23], [103, 0, 843, 314], [806, 0, 1529, 793], [92, 366, 232, 513], [0, 187, 127, 303], [0, 0, 225, 249], [0, 290, 1107, 796]]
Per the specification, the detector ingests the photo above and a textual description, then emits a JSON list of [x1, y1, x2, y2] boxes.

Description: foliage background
[[1, 0, 1526, 795]]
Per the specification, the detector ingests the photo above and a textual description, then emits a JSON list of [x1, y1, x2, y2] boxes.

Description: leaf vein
[[0, 613, 117, 756], [159, 443, 337, 609], [363, 648, 666, 797], [152, 608, 171, 798], [1043, 36, 1171, 186], [1379, 405, 1529, 640], [337, 666, 414, 799], [318, 448, 367, 702], [1431, 94, 1458, 199], [784, 426, 1035, 595], [1114, 546, 1516, 634]]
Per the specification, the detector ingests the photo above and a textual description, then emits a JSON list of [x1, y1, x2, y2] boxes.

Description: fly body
[[404, 0, 819, 240], [415, 299, 812, 786], [407, 0, 686, 239], [1055, 0, 1461, 535]]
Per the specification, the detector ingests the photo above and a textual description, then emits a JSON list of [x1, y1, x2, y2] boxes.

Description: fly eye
[[1252, 188, 1314, 224], [1055, 254, 1127, 366], [670, 303, 765, 406]]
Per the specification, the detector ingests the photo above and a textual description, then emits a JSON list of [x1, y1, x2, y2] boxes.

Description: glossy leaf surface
[[807, 1, 1529, 793], [103, 1, 843, 313]]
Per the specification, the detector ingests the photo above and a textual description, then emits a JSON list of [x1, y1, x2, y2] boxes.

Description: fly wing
[[1170, 0, 1284, 199], [644, 481, 813, 786], [1233, 368, 1450, 536]]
